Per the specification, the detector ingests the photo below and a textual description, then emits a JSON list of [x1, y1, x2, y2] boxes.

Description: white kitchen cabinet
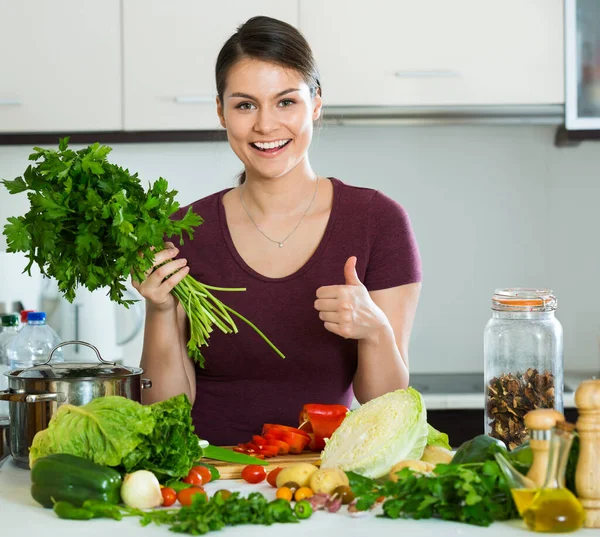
[[122, 1, 298, 131], [0, 0, 121, 133], [300, 0, 564, 107]]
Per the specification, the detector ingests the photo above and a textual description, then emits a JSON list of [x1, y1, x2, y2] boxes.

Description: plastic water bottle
[[7, 311, 63, 370], [0, 314, 20, 419]]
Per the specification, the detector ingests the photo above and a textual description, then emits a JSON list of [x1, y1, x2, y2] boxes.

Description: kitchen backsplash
[[1, 124, 599, 374]]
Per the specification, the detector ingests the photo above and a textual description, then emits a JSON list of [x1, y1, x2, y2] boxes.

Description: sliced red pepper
[[256, 444, 280, 457], [262, 423, 311, 440], [278, 431, 311, 454], [298, 403, 349, 451], [252, 435, 267, 447], [266, 438, 290, 455]]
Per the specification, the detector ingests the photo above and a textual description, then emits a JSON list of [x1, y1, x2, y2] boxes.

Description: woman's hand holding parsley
[[314, 256, 389, 342], [132, 242, 189, 312]]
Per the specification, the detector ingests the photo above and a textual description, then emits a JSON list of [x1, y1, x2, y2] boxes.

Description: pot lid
[[17, 361, 135, 379], [15, 340, 138, 379]]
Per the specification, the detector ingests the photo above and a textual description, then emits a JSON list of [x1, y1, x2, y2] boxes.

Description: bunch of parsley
[[2, 138, 283, 367], [348, 460, 518, 527]]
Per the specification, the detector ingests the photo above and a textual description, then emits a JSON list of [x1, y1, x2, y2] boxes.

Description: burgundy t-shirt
[[174, 177, 422, 445]]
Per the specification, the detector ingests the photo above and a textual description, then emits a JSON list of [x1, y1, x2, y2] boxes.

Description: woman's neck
[[241, 158, 319, 217]]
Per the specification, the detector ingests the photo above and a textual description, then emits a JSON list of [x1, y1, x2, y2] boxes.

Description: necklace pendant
[[278, 242, 284, 248]]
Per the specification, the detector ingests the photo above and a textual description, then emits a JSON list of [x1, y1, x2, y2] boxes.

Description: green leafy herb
[[1, 138, 284, 366], [140, 492, 303, 534], [348, 460, 519, 527]]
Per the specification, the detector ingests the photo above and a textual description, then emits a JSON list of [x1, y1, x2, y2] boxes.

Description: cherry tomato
[[276, 486, 293, 501], [191, 465, 213, 484], [295, 487, 314, 501], [183, 468, 203, 486], [241, 464, 267, 484], [267, 467, 283, 488], [177, 487, 206, 506], [161, 487, 177, 507]]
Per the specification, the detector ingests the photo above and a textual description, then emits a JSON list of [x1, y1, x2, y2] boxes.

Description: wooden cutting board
[[200, 447, 322, 480]]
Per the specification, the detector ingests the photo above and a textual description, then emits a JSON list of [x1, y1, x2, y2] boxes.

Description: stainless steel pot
[[0, 341, 152, 468]]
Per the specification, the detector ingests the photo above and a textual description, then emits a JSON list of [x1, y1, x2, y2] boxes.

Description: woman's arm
[[132, 243, 196, 405], [140, 302, 197, 405], [352, 282, 421, 403]]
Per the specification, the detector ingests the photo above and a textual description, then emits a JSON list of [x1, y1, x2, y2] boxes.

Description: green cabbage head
[[321, 387, 430, 478]]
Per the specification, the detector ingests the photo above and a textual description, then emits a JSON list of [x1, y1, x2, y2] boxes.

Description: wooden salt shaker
[[575, 379, 600, 528], [524, 408, 564, 487]]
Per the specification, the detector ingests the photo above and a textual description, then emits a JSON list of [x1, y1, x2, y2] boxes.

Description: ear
[[312, 92, 323, 122], [216, 96, 227, 129]]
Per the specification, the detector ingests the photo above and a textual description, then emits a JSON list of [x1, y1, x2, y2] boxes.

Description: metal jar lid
[[15, 341, 141, 379]]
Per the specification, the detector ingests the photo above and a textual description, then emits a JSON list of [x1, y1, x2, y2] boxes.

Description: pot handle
[[0, 391, 67, 403], [42, 341, 116, 366], [142, 379, 152, 390]]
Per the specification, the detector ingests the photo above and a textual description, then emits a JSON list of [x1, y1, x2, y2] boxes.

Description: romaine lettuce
[[29, 394, 202, 480]]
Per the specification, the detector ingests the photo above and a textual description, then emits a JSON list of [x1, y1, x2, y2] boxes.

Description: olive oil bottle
[[522, 421, 585, 533]]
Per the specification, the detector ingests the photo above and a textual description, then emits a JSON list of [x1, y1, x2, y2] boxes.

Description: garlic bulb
[[120, 470, 163, 509]]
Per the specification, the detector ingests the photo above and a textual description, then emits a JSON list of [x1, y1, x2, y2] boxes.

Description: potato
[[309, 467, 350, 495], [420, 445, 454, 465], [389, 460, 435, 482], [275, 463, 318, 488]]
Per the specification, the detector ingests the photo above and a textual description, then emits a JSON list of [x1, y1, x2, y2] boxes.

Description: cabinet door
[[300, 0, 564, 107], [123, 1, 298, 131], [0, 0, 121, 133]]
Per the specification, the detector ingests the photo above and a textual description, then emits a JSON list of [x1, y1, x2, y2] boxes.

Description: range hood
[[322, 104, 564, 126]]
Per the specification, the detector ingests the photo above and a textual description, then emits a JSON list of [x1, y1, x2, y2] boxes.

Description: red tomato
[[267, 467, 283, 488], [161, 487, 177, 507], [241, 464, 267, 484], [183, 468, 203, 486], [177, 487, 206, 506], [191, 465, 213, 484]]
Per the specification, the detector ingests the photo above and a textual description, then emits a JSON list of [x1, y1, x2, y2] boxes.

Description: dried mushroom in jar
[[486, 368, 555, 450]]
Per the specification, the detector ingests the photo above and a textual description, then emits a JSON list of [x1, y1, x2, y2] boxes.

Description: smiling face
[[217, 57, 322, 181]]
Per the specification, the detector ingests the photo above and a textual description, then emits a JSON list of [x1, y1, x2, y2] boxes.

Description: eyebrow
[[227, 88, 300, 100]]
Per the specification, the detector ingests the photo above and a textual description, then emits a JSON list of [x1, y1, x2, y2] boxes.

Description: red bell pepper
[[262, 423, 311, 440], [298, 403, 349, 451]]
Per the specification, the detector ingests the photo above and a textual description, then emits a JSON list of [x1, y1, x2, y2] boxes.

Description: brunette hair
[[215, 16, 321, 184]]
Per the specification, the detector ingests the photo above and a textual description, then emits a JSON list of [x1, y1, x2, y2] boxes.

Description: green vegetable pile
[[348, 433, 580, 527], [1, 138, 283, 366], [29, 394, 202, 481], [53, 492, 310, 534]]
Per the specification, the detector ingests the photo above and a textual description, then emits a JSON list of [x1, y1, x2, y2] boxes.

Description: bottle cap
[[20, 310, 35, 323], [27, 312, 46, 322], [1, 314, 19, 327]]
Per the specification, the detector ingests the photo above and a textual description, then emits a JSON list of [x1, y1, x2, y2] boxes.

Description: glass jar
[[484, 288, 563, 450]]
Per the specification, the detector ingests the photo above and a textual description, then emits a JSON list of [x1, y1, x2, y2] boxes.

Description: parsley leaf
[[2, 138, 284, 367]]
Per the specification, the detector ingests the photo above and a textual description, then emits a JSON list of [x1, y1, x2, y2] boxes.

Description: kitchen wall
[[1, 123, 599, 374]]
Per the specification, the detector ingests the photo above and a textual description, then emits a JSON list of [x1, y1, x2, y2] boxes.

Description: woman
[[133, 16, 422, 446]]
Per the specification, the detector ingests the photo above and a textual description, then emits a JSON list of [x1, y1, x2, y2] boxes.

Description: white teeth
[[253, 140, 289, 150]]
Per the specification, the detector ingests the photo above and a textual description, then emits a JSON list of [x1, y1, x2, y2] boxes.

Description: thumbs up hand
[[314, 256, 388, 341]]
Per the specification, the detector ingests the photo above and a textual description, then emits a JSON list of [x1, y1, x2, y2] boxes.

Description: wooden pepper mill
[[575, 379, 600, 528], [524, 408, 564, 486]]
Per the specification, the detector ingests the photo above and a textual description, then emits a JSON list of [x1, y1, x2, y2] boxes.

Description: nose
[[254, 107, 278, 134]]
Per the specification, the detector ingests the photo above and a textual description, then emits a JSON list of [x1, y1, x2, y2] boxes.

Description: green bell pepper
[[31, 453, 122, 508]]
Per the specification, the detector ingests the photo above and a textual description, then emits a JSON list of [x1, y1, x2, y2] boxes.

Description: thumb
[[344, 256, 362, 286]]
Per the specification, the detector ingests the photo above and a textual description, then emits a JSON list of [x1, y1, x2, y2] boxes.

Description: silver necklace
[[239, 176, 320, 248]]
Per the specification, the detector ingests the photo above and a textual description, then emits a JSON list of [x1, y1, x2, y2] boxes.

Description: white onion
[[120, 470, 163, 509]]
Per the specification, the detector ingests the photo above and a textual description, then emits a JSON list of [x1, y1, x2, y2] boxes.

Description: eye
[[278, 99, 296, 107], [235, 102, 256, 110]]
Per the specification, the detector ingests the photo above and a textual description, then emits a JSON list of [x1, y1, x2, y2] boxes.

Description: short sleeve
[[364, 191, 422, 291]]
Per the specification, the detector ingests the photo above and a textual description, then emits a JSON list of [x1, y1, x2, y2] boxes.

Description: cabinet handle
[[174, 95, 215, 104], [0, 99, 21, 106], [393, 70, 462, 79]]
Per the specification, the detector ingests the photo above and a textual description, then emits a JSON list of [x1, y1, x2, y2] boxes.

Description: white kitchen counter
[[1, 458, 598, 536]]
